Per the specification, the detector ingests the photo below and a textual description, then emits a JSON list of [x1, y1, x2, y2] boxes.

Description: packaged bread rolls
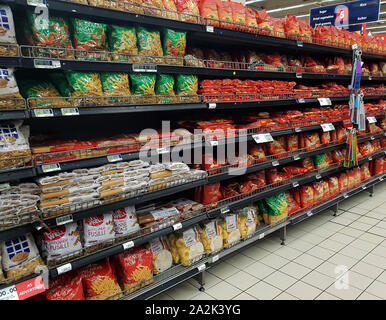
[[148, 236, 173, 274]]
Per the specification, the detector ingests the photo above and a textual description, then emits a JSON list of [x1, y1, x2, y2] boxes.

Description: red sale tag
[[342, 116, 353, 128], [15, 276, 45, 300]]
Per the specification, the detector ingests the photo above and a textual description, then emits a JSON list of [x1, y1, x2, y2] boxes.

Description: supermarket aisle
[[153, 183, 386, 300]]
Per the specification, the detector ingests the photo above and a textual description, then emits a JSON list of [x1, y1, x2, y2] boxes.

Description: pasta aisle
[[0, 0, 385, 302]]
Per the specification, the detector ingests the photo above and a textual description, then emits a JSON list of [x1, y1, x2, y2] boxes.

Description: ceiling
[[245, 0, 386, 35]]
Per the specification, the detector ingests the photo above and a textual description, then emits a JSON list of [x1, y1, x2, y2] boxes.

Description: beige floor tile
[[302, 270, 335, 291], [293, 253, 324, 270], [245, 281, 282, 300], [371, 206, 386, 215], [339, 245, 368, 260], [151, 292, 174, 300], [372, 246, 386, 259], [329, 216, 354, 226], [376, 220, 386, 230], [243, 261, 276, 280], [362, 253, 386, 269], [315, 292, 341, 300], [325, 283, 363, 300], [285, 281, 322, 300], [310, 227, 336, 238], [367, 226, 386, 237], [240, 245, 271, 261], [297, 233, 325, 245], [350, 238, 378, 251], [273, 292, 299, 300], [357, 216, 381, 226], [338, 226, 365, 238], [224, 253, 255, 269], [259, 253, 290, 270], [255, 238, 283, 252], [232, 292, 256, 300], [207, 261, 239, 280], [188, 272, 222, 290], [167, 282, 201, 300], [364, 281, 386, 299], [347, 207, 370, 215], [279, 261, 312, 280], [274, 246, 303, 260], [349, 221, 373, 232], [334, 212, 360, 222], [328, 233, 355, 245], [366, 211, 385, 220], [205, 281, 241, 300], [376, 270, 386, 284], [191, 292, 216, 300], [356, 292, 382, 300], [340, 270, 374, 290], [358, 232, 385, 244], [318, 239, 347, 252], [307, 246, 336, 260], [328, 253, 358, 269], [286, 239, 315, 252], [315, 261, 342, 278], [351, 261, 384, 279], [225, 270, 259, 291], [263, 271, 298, 291]]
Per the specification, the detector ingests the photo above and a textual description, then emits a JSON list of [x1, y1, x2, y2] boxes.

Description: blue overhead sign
[[310, 0, 380, 28]]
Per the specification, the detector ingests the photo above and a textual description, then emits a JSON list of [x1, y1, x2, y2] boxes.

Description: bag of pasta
[[45, 271, 84, 300], [48, 72, 74, 98], [136, 26, 164, 64], [79, 258, 122, 300], [237, 207, 258, 239], [118, 0, 144, 14], [0, 68, 25, 110], [142, 0, 165, 17], [64, 71, 105, 105], [198, 220, 223, 254], [18, 80, 70, 109], [0, 6, 18, 57], [162, 28, 186, 65], [26, 11, 74, 59], [108, 25, 140, 63], [175, 74, 199, 103], [174, 227, 204, 266], [147, 236, 173, 274], [71, 18, 108, 61], [264, 192, 288, 225], [162, 0, 180, 21], [155, 74, 177, 104], [219, 214, 241, 248], [166, 233, 180, 264], [175, 0, 200, 23], [129, 73, 156, 104], [313, 153, 330, 170], [101, 72, 131, 104]]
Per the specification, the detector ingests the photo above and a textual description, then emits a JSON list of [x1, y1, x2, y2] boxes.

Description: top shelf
[[4, 0, 386, 61]]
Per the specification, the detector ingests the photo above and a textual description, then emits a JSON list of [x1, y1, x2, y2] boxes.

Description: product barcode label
[[272, 160, 279, 167], [296, 73, 302, 78], [0, 285, 18, 300], [197, 264, 206, 272], [258, 233, 264, 240], [321, 123, 335, 132], [206, 26, 214, 32], [318, 98, 332, 106], [132, 64, 157, 72], [208, 103, 216, 109], [56, 214, 73, 226], [34, 108, 53, 117], [56, 263, 72, 275], [122, 241, 134, 250], [156, 147, 170, 154], [292, 182, 299, 187], [41, 163, 61, 173], [211, 255, 219, 263], [172, 222, 182, 231], [226, 215, 237, 232], [367, 116, 377, 123], [61, 107, 79, 116], [297, 98, 306, 103], [34, 59, 60, 69], [107, 154, 122, 162], [253, 133, 273, 144], [316, 174, 322, 180], [220, 207, 230, 214]]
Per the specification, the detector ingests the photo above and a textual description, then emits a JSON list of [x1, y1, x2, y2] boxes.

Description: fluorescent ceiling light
[[297, 14, 310, 18], [371, 30, 386, 34], [366, 19, 386, 24], [266, 0, 339, 14], [381, 12, 386, 15], [366, 25, 386, 29], [245, 0, 264, 4]]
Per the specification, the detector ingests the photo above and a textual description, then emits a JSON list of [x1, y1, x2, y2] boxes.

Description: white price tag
[[238, 129, 247, 135], [211, 255, 219, 263], [197, 264, 206, 272], [368, 76, 372, 80], [367, 116, 377, 123], [272, 160, 279, 166], [307, 211, 313, 217], [380, 177, 384, 181], [122, 241, 134, 250], [41, 163, 61, 173], [294, 127, 302, 132], [362, 185, 367, 190], [0, 285, 18, 300], [34, 108, 53, 117], [296, 73, 302, 78], [132, 64, 157, 72], [220, 207, 230, 214], [156, 147, 170, 154], [343, 193, 349, 199], [297, 98, 305, 103], [173, 222, 182, 231], [258, 233, 265, 240], [107, 154, 122, 162], [57, 263, 72, 275], [316, 174, 322, 180], [253, 133, 273, 144], [208, 103, 216, 109], [321, 123, 335, 132], [293, 155, 301, 160], [210, 140, 219, 147], [297, 40, 303, 47], [318, 98, 332, 106], [206, 26, 214, 32], [27, 0, 47, 6], [61, 108, 79, 116], [56, 214, 73, 226], [34, 59, 60, 69], [368, 156, 373, 161], [370, 136, 375, 141], [292, 182, 299, 188]]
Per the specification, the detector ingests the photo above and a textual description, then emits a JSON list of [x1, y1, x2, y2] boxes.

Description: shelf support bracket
[[280, 226, 286, 246], [367, 185, 374, 197], [193, 270, 206, 292], [332, 203, 339, 216]]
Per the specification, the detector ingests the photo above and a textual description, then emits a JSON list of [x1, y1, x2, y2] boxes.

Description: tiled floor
[[153, 182, 386, 300]]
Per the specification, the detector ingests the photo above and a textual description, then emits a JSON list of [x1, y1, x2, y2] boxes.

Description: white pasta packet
[[0, 68, 19, 97], [149, 236, 172, 274], [41, 222, 82, 261], [112, 206, 140, 237], [0, 6, 16, 45], [83, 213, 115, 248]]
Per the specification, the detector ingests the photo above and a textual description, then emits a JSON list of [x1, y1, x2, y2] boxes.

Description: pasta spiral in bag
[[198, 220, 223, 254], [219, 214, 241, 248], [237, 207, 257, 239], [174, 227, 204, 266]]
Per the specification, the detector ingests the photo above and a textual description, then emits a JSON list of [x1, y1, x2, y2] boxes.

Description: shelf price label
[[368, 156, 373, 161], [220, 207, 230, 214], [272, 160, 279, 167], [293, 155, 301, 161], [294, 127, 302, 133], [57, 263, 72, 276], [370, 136, 375, 140], [34, 58, 61, 69], [122, 241, 134, 250], [197, 264, 206, 272], [368, 76, 372, 80], [132, 64, 157, 72], [362, 185, 367, 190], [253, 133, 273, 144], [321, 123, 335, 132], [380, 177, 384, 181], [292, 182, 299, 188], [296, 73, 302, 78], [208, 103, 216, 109], [107, 154, 122, 162], [209, 140, 219, 147], [61, 108, 79, 116], [33, 108, 53, 117], [258, 233, 265, 240], [172, 222, 182, 231], [296, 98, 306, 103], [343, 193, 349, 199], [297, 41, 303, 47], [0, 285, 18, 300], [211, 255, 219, 263], [367, 116, 377, 123], [41, 163, 61, 173], [307, 211, 313, 217], [156, 147, 170, 154], [238, 129, 247, 135], [206, 26, 214, 33], [316, 174, 322, 180], [56, 214, 73, 226], [317, 98, 332, 106], [27, 0, 47, 6]]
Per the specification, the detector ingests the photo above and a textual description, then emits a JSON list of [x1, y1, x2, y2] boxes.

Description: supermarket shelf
[[5, 0, 385, 61], [0, 56, 20, 68], [0, 167, 36, 184], [0, 273, 45, 301], [0, 109, 29, 121]]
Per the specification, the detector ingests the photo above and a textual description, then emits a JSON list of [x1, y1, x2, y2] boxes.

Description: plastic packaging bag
[[219, 214, 241, 248], [0, 5, 17, 56], [100, 72, 131, 97], [108, 25, 139, 63], [83, 213, 115, 250], [173, 227, 204, 266], [198, 220, 223, 254], [300, 184, 314, 208], [162, 28, 186, 65], [112, 206, 140, 239], [237, 207, 257, 239], [148, 236, 173, 274], [264, 192, 288, 224], [0, 68, 24, 110], [136, 26, 164, 64], [45, 271, 84, 300]]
